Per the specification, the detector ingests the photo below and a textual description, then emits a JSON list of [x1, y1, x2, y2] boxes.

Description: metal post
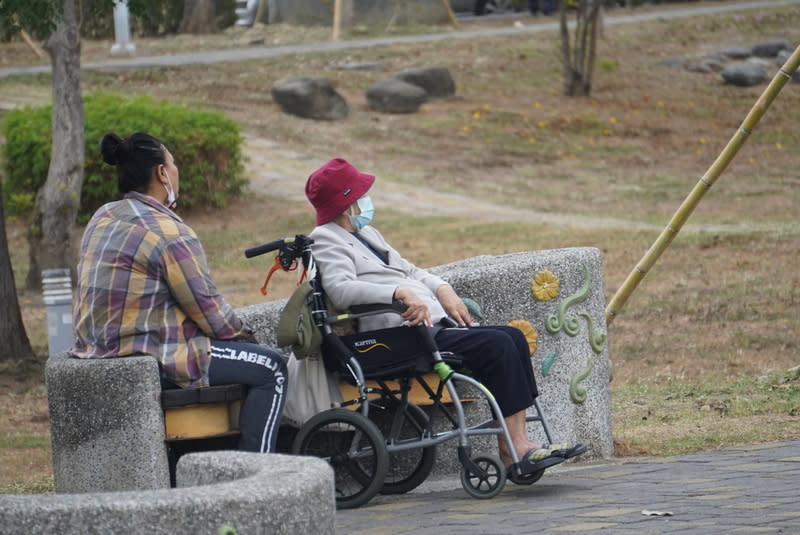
[[111, 0, 136, 56], [42, 269, 73, 356]]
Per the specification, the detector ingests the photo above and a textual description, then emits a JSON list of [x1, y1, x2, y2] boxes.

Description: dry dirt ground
[[1, 0, 798, 491]]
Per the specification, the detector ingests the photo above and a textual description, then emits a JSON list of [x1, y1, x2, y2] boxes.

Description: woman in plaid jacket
[[71, 131, 287, 453]]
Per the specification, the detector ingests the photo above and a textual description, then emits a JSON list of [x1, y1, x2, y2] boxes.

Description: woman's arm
[[162, 233, 248, 340]]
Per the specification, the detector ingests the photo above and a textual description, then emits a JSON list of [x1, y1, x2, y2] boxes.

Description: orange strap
[[259, 257, 283, 296], [260, 256, 308, 295]]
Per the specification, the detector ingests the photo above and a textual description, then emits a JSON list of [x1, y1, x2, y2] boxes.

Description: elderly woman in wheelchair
[[247, 158, 586, 508]]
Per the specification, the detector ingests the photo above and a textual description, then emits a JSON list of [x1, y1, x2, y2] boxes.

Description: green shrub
[[0, 104, 51, 216], [5, 0, 240, 40], [2, 93, 247, 221]]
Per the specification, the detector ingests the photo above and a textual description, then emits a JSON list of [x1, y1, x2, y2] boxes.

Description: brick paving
[[336, 440, 800, 534]]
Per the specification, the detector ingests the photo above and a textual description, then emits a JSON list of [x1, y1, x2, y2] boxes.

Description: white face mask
[[162, 169, 177, 209]]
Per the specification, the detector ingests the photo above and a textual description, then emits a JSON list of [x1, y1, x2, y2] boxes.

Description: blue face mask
[[349, 195, 374, 231]]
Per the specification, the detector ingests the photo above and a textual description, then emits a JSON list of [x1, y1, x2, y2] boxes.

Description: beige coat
[[309, 223, 448, 331]]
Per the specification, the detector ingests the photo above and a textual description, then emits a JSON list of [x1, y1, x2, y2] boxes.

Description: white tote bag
[[281, 352, 344, 428]]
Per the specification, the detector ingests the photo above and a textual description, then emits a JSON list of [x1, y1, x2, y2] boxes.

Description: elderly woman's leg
[[435, 326, 547, 467], [497, 410, 552, 468]]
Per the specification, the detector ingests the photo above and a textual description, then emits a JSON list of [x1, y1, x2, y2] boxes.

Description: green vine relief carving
[[544, 264, 606, 353], [570, 358, 595, 404], [580, 313, 607, 353], [542, 263, 608, 404], [545, 264, 591, 336]]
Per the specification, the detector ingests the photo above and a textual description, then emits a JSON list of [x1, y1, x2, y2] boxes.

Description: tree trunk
[[26, 0, 84, 290], [558, 1, 576, 96], [179, 0, 218, 34], [0, 187, 36, 363], [558, 0, 601, 97], [583, 1, 601, 95]]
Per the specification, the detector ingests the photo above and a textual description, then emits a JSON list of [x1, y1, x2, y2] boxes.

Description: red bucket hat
[[305, 158, 375, 225]]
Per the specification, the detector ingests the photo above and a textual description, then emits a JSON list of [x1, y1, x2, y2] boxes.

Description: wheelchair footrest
[[510, 454, 564, 478]]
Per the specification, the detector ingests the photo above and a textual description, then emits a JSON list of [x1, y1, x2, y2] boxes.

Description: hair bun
[[100, 133, 131, 166]]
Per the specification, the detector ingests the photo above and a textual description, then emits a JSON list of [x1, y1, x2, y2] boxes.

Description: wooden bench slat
[[161, 384, 246, 408], [164, 402, 242, 439]]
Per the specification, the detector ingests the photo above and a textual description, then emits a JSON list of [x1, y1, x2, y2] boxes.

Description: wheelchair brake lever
[[440, 317, 459, 328]]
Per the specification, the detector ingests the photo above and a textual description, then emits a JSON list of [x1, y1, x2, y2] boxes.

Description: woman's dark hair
[[100, 132, 167, 194]]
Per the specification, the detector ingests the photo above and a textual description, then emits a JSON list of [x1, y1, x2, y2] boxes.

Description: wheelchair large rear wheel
[[368, 399, 436, 495], [291, 408, 389, 509]]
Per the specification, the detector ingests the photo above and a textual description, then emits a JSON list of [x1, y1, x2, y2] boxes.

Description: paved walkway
[[241, 134, 798, 235], [336, 440, 800, 534], [1, 0, 798, 78]]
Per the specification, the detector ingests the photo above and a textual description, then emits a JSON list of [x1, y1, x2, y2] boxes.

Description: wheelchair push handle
[[245, 234, 316, 295], [244, 238, 286, 258], [244, 234, 314, 263]]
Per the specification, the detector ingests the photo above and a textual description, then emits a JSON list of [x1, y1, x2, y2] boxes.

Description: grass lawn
[[1, 1, 798, 493]]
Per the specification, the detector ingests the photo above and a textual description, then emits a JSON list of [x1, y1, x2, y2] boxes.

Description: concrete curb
[[0, 452, 335, 535]]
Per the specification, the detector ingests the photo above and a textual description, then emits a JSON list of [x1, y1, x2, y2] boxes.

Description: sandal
[[521, 446, 558, 464], [548, 442, 588, 459]]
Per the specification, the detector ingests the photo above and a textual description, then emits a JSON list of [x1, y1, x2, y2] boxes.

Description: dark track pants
[[434, 325, 538, 417], [208, 340, 288, 453]]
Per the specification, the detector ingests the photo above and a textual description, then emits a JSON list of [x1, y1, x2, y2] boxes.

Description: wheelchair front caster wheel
[[507, 467, 544, 486], [460, 454, 506, 499], [507, 454, 562, 485]]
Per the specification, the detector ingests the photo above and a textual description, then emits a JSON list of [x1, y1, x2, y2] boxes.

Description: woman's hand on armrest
[[393, 287, 433, 327], [436, 284, 472, 327]]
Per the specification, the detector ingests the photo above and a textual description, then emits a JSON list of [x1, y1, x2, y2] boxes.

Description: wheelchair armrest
[[332, 300, 407, 321]]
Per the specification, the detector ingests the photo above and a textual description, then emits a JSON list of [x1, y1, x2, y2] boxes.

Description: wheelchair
[[246, 234, 572, 509]]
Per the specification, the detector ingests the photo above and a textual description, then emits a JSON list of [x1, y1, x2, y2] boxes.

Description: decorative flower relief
[[507, 319, 538, 355], [531, 270, 560, 301]]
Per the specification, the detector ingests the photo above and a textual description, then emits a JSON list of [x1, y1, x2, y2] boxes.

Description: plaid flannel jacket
[[71, 191, 246, 387]]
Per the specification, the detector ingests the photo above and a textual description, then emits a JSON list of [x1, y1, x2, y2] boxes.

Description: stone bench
[[46, 354, 247, 491], [45, 246, 612, 492], [240, 246, 614, 473], [46, 353, 171, 492], [0, 451, 334, 535]]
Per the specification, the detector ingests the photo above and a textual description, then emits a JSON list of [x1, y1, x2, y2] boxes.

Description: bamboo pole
[[440, 0, 460, 28], [19, 30, 45, 59], [332, 0, 343, 41], [605, 45, 800, 326], [254, 0, 269, 24]]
